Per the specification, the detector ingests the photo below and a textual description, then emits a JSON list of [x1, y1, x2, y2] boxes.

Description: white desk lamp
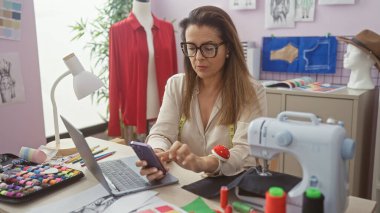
[[48, 53, 104, 156]]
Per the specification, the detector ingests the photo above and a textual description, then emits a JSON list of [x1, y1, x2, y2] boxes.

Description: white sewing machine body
[[247, 111, 355, 213]]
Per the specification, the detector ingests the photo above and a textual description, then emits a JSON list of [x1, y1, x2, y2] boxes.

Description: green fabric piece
[[181, 196, 215, 213]]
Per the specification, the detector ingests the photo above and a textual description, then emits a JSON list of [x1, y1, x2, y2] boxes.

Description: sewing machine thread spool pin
[[338, 120, 344, 127], [326, 117, 336, 124], [309, 175, 319, 187]]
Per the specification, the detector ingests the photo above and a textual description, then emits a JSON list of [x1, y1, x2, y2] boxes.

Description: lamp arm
[[50, 70, 71, 151]]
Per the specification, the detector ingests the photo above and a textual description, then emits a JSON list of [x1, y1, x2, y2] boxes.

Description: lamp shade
[[63, 53, 104, 100], [73, 71, 104, 100]]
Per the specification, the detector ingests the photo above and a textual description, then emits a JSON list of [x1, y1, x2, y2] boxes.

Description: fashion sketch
[[271, 0, 290, 23], [71, 194, 117, 213], [0, 59, 16, 103], [265, 0, 296, 29], [295, 0, 315, 21], [0, 53, 26, 106]]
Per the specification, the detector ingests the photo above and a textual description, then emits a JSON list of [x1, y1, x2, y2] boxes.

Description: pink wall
[[0, 0, 45, 154], [151, 0, 380, 72]]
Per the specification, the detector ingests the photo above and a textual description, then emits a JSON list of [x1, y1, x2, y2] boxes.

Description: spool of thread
[[232, 201, 256, 213], [224, 204, 233, 213], [265, 186, 286, 213], [302, 187, 324, 213], [19, 147, 47, 164], [220, 186, 228, 209]]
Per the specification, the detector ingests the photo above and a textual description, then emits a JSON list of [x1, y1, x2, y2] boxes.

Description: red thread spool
[[224, 204, 233, 213], [265, 187, 286, 213], [220, 186, 228, 209]]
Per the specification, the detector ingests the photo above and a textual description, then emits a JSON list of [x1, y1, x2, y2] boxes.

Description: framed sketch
[[295, 0, 316, 22], [0, 52, 25, 105], [229, 0, 257, 10], [265, 0, 296, 29]]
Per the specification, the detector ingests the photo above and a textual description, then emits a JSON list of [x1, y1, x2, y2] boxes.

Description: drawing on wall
[[295, 0, 315, 21], [229, 0, 256, 10], [0, 52, 25, 105], [265, 0, 296, 29], [0, 0, 23, 40], [262, 36, 338, 74], [319, 0, 355, 5]]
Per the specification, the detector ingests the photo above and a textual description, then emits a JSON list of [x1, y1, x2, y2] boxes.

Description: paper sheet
[[104, 191, 158, 213], [134, 196, 187, 213], [27, 184, 109, 213], [27, 184, 159, 213]]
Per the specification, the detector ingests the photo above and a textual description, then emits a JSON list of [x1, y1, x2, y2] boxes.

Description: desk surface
[[0, 138, 377, 213]]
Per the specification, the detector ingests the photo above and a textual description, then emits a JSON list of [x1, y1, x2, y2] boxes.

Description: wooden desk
[[0, 138, 376, 213]]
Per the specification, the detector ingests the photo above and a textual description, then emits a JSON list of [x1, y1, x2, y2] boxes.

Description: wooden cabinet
[[372, 97, 380, 213], [265, 88, 376, 198]]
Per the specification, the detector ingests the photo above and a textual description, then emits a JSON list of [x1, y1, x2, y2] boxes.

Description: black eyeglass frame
[[180, 42, 225, 58]]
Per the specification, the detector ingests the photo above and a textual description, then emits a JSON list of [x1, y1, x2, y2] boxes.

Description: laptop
[[60, 115, 179, 196]]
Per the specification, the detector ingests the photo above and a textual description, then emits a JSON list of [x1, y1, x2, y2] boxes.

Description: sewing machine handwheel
[[341, 138, 355, 160], [275, 130, 293, 147]]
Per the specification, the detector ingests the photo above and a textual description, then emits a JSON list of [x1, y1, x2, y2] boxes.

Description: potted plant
[[70, 0, 133, 118]]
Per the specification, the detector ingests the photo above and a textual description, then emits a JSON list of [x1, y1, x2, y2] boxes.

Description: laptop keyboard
[[99, 160, 147, 191]]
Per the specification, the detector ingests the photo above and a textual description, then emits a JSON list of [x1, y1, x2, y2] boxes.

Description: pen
[[92, 147, 109, 156], [66, 145, 100, 164], [65, 154, 81, 164], [80, 151, 116, 167], [73, 146, 107, 164]]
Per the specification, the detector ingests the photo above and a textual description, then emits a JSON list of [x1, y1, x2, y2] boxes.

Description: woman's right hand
[[135, 149, 170, 181]]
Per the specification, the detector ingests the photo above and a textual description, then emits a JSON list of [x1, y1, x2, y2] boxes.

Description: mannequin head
[[343, 44, 375, 70], [338, 29, 380, 90], [343, 44, 375, 89]]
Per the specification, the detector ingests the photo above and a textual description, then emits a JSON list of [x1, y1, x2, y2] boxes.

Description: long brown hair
[[179, 6, 258, 125]]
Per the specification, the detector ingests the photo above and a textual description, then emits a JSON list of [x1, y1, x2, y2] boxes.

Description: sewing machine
[[241, 111, 355, 213]]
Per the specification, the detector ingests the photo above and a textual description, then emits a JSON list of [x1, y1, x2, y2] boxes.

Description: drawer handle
[[277, 111, 319, 125]]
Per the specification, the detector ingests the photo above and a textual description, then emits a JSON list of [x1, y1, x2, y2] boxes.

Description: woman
[[136, 5, 267, 181]]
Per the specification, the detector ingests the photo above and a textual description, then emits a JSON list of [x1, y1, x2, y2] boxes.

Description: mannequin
[[108, 0, 177, 137], [132, 0, 159, 120], [343, 44, 375, 90]]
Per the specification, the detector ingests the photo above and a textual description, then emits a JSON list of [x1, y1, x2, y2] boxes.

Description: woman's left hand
[[167, 141, 218, 173]]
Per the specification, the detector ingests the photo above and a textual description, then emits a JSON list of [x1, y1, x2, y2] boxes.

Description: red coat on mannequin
[[108, 13, 177, 136]]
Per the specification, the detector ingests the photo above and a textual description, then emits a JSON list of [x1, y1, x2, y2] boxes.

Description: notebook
[[60, 115, 179, 196]]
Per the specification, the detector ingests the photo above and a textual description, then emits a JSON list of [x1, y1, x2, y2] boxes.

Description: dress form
[[132, 0, 159, 119], [343, 44, 375, 90]]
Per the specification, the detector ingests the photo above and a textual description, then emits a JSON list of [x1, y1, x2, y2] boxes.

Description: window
[[34, 0, 107, 137]]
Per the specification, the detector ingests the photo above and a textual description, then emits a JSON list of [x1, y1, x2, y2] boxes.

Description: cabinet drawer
[[266, 93, 282, 117], [285, 95, 353, 136]]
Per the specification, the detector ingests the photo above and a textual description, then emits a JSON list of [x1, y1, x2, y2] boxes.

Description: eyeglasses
[[180, 42, 225, 58]]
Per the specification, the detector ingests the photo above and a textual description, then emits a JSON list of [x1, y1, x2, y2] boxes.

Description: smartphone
[[130, 141, 167, 175]]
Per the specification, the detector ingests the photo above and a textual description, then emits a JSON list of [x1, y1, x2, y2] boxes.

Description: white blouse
[[146, 73, 267, 176]]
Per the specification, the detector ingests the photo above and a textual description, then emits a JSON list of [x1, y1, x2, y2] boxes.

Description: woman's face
[[184, 24, 228, 81]]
